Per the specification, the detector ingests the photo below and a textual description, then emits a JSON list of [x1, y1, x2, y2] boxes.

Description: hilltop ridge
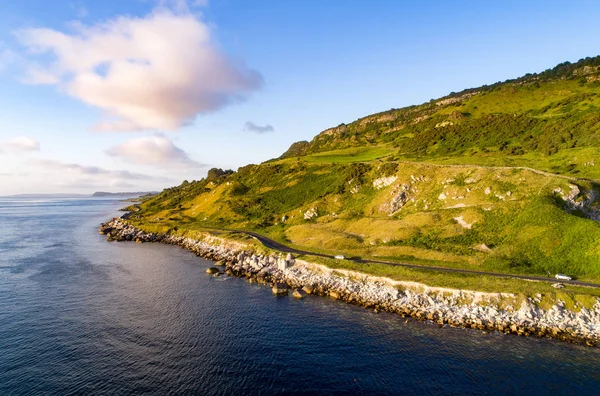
[[124, 55, 600, 288], [281, 55, 600, 179]]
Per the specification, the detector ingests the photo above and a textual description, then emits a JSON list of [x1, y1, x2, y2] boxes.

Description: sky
[[1, 0, 600, 195]]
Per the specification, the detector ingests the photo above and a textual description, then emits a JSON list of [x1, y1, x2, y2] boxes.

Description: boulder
[[277, 258, 289, 271], [206, 267, 220, 275], [304, 207, 318, 220], [293, 289, 306, 299], [286, 253, 295, 265], [272, 283, 289, 296], [302, 285, 314, 295], [473, 244, 492, 252]]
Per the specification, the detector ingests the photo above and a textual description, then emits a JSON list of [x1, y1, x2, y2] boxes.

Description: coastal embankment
[[100, 217, 600, 347]]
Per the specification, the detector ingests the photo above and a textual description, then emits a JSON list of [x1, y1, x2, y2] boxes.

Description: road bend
[[223, 229, 600, 289]]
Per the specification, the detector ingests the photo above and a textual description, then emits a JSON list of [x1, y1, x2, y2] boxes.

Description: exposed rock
[[302, 285, 314, 295], [435, 121, 454, 128], [272, 283, 289, 295], [552, 283, 565, 289], [435, 92, 479, 106], [454, 215, 473, 229], [99, 217, 600, 347], [474, 244, 492, 252], [277, 256, 289, 271], [554, 184, 600, 220], [438, 192, 447, 200], [286, 253, 295, 265], [206, 267, 220, 275], [383, 184, 412, 214], [293, 289, 306, 299], [304, 207, 318, 220], [373, 176, 397, 189]]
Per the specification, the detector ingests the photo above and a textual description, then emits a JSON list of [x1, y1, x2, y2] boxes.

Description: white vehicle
[[555, 273, 572, 281], [334, 255, 345, 260]]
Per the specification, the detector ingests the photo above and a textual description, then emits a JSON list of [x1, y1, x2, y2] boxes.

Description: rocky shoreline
[[100, 217, 600, 347]]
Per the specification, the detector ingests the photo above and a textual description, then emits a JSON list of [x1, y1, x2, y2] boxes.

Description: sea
[[1, 197, 600, 395]]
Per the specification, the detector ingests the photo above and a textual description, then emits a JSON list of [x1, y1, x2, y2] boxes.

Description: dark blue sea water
[[1, 198, 600, 395]]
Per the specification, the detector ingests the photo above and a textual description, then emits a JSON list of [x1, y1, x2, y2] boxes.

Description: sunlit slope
[[281, 57, 600, 179], [129, 160, 600, 280], [127, 56, 600, 282]]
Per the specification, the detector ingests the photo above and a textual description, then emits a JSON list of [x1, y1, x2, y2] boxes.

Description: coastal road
[[226, 229, 600, 289]]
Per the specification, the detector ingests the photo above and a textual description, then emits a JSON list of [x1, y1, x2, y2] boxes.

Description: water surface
[[1, 198, 599, 395]]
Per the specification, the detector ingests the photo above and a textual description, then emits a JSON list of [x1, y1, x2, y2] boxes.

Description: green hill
[[282, 56, 600, 179], [127, 56, 600, 286]]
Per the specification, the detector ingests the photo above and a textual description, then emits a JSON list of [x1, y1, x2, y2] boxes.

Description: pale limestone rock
[[372, 176, 397, 189]]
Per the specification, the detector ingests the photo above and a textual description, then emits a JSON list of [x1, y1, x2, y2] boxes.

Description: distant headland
[[2, 191, 158, 198]]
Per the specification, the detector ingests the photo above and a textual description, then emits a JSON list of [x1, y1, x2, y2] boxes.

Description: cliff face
[[279, 140, 310, 159]]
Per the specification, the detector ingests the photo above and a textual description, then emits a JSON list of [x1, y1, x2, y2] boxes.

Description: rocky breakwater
[[100, 218, 600, 347]]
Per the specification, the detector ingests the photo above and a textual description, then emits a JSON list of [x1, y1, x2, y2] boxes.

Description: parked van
[[555, 273, 572, 281]]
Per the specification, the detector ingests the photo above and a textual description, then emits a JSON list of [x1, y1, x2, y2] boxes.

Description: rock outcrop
[[554, 185, 600, 220], [100, 218, 600, 347]]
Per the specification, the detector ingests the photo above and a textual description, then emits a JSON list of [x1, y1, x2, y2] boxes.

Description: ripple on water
[[1, 198, 600, 395]]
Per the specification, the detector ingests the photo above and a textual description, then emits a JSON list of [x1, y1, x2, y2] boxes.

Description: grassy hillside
[[282, 56, 600, 179], [127, 56, 600, 287]]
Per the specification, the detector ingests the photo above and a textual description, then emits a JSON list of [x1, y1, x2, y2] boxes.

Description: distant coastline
[[2, 191, 158, 199]]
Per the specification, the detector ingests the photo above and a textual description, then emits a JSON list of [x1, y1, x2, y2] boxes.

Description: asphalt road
[[230, 229, 600, 289]]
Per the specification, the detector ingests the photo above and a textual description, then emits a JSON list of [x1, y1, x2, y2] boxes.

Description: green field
[[127, 56, 600, 300], [279, 146, 393, 164]]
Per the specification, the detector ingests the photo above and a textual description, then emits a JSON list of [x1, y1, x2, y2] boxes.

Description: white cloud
[[105, 134, 205, 168], [244, 121, 274, 134], [16, 7, 262, 131], [0, 137, 40, 153]]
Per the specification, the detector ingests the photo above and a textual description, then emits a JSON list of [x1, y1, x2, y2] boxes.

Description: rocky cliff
[[100, 217, 600, 347]]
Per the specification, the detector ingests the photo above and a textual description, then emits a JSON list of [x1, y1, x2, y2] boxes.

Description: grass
[[127, 217, 600, 309], [131, 159, 600, 283], [405, 147, 600, 180], [278, 146, 393, 164], [126, 58, 600, 300], [301, 254, 600, 311]]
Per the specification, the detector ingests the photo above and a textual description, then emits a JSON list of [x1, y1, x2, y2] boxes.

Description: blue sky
[[1, 0, 599, 195]]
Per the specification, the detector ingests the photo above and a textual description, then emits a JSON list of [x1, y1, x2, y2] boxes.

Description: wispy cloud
[[70, 2, 89, 18], [16, 6, 263, 132], [156, 0, 208, 13], [0, 137, 40, 153], [106, 134, 205, 168], [31, 159, 171, 182], [0, 43, 16, 73], [244, 121, 274, 134]]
